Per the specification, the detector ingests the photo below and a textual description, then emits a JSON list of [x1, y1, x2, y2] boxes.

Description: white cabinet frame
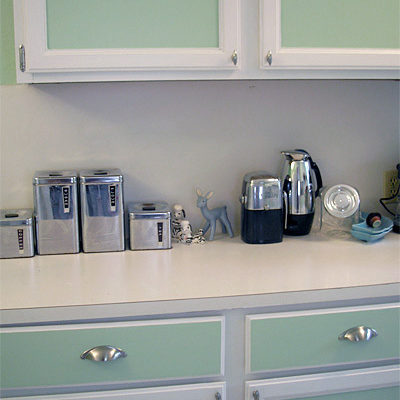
[[246, 365, 400, 399], [14, 0, 240, 82], [260, 0, 400, 70]]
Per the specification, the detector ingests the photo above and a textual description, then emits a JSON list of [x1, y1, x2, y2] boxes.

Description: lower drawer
[[0, 316, 224, 389], [246, 365, 400, 400], [5, 382, 226, 400], [246, 303, 399, 373]]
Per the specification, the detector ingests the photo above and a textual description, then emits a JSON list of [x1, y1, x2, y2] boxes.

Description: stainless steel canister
[[33, 170, 79, 255], [128, 202, 171, 250], [80, 169, 125, 253], [0, 209, 34, 258]]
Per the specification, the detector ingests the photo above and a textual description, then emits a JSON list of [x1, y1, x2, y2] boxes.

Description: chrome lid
[[281, 150, 310, 161], [241, 171, 282, 211], [0, 209, 33, 226], [79, 169, 123, 184], [33, 170, 77, 185], [128, 202, 171, 219]]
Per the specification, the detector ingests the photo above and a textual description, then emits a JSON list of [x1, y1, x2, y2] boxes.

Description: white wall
[[1, 80, 399, 232]]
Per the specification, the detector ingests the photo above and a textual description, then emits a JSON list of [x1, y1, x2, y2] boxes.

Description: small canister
[[80, 169, 125, 253], [129, 202, 171, 250], [0, 209, 34, 258], [240, 171, 284, 244], [33, 170, 79, 255]]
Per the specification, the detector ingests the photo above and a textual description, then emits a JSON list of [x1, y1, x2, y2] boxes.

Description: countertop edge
[[1, 282, 399, 326]]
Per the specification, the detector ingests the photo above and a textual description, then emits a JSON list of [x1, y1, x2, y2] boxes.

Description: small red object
[[366, 212, 382, 228]]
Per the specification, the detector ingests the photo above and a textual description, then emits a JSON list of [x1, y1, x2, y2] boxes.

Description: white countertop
[[1, 233, 399, 314]]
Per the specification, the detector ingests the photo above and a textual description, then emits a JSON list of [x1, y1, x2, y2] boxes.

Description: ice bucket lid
[[241, 171, 282, 211]]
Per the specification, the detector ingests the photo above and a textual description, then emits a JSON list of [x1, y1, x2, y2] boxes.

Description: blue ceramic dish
[[351, 212, 393, 242], [351, 212, 393, 234], [351, 229, 391, 242]]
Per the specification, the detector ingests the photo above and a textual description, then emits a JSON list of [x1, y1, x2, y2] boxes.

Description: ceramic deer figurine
[[196, 189, 234, 241]]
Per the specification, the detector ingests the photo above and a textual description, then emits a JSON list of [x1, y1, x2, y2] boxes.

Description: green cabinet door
[[245, 365, 400, 399], [14, 0, 240, 82], [296, 386, 399, 400], [260, 0, 400, 69]]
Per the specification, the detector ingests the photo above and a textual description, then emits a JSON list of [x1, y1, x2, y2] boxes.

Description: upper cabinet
[[260, 0, 400, 70], [14, 0, 240, 82], [13, 0, 400, 82]]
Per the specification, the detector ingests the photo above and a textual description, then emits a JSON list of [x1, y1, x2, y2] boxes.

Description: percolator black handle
[[311, 160, 323, 197]]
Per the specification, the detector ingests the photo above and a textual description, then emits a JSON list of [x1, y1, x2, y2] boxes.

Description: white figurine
[[191, 228, 206, 244], [178, 220, 193, 243], [171, 204, 186, 240], [171, 203, 206, 244]]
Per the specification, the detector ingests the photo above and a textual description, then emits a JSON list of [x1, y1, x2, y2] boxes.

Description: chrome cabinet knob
[[338, 326, 378, 342], [80, 345, 127, 362], [232, 50, 238, 66], [253, 390, 260, 400], [266, 50, 272, 66], [215, 392, 222, 400]]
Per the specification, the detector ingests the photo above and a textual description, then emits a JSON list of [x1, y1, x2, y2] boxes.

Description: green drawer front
[[0, 317, 223, 389], [249, 306, 400, 373], [296, 386, 400, 400]]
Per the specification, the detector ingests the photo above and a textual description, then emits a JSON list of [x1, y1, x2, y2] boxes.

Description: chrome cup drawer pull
[[338, 326, 378, 342], [80, 345, 127, 362]]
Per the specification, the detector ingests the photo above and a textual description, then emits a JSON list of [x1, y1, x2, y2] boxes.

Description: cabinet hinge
[[19, 44, 26, 72]]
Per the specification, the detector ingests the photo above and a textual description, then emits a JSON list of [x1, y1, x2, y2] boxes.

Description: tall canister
[[80, 169, 125, 253], [0, 209, 34, 258], [33, 170, 79, 255]]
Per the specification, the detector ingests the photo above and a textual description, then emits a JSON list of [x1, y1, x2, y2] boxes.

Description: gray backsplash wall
[[1, 80, 399, 232]]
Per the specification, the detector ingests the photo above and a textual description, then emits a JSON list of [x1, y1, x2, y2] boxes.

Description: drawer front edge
[[246, 303, 400, 373], [1, 316, 225, 389]]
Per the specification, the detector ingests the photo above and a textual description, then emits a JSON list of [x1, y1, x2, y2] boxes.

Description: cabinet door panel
[[295, 386, 399, 400], [281, 0, 400, 49], [260, 0, 400, 69], [46, 0, 219, 50], [15, 0, 240, 75]]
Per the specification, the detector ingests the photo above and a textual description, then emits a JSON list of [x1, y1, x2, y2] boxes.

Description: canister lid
[[79, 169, 123, 184], [128, 202, 171, 219], [242, 171, 282, 211], [0, 209, 33, 226], [33, 170, 77, 185]]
